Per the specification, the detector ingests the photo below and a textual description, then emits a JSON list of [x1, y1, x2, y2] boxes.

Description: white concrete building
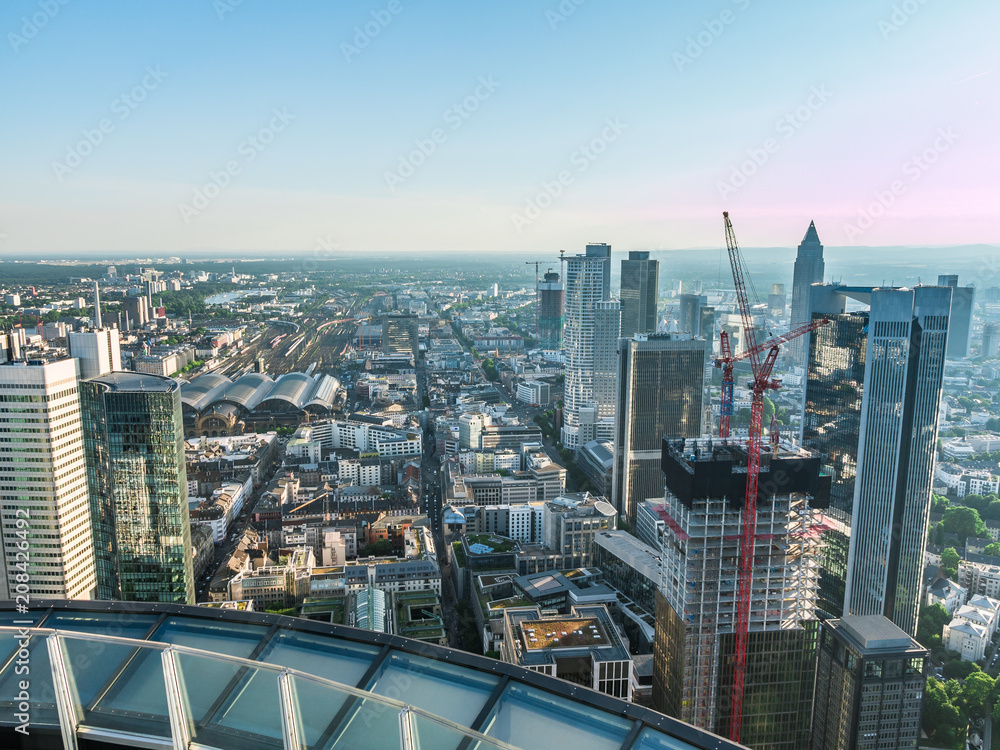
[[943, 619, 989, 661], [0, 358, 97, 600]]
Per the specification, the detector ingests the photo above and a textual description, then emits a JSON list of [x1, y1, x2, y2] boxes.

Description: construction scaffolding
[[654, 437, 828, 746]]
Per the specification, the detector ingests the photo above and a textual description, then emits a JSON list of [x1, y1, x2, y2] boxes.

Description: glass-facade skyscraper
[[612, 333, 706, 525], [81, 372, 194, 604], [789, 221, 825, 364], [802, 284, 951, 636], [620, 251, 658, 337]]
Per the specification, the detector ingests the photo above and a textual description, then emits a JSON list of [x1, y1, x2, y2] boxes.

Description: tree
[[917, 604, 951, 649], [959, 671, 995, 718], [985, 499, 1000, 521], [985, 542, 1000, 557], [940, 548, 960, 578], [922, 677, 965, 747], [932, 494, 950, 513], [942, 505, 987, 543], [942, 658, 979, 679]]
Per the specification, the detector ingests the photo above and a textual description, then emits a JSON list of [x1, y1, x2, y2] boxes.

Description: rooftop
[[521, 617, 609, 650], [89, 371, 179, 392], [1, 600, 747, 750]]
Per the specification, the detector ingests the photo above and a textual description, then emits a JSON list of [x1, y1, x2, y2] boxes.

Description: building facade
[[561, 243, 612, 450], [537, 269, 565, 349], [811, 615, 926, 750], [82, 372, 195, 604], [620, 251, 658, 337], [803, 284, 950, 636], [0, 358, 97, 600], [651, 438, 830, 749], [937, 274, 974, 358], [613, 334, 706, 525]]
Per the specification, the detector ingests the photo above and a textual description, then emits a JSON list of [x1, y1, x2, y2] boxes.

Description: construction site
[[651, 437, 831, 749]]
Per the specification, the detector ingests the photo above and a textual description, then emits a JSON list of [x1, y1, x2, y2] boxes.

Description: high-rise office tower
[[811, 615, 927, 750], [592, 300, 622, 423], [650, 438, 830, 748], [699, 306, 715, 344], [802, 284, 951, 636], [122, 295, 149, 330], [68, 327, 122, 380], [0, 358, 97, 600], [937, 274, 974, 358], [68, 285, 121, 380], [677, 294, 707, 336], [81, 372, 194, 604], [983, 322, 1000, 358], [620, 251, 659, 337], [612, 334, 705, 524], [537, 269, 564, 349], [382, 313, 419, 355], [789, 221, 826, 364], [768, 283, 786, 318], [562, 243, 612, 450]]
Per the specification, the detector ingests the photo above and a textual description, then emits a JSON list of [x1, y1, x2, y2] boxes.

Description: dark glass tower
[[612, 334, 705, 525], [937, 274, 974, 358], [802, 284, 951, 636], [537, 269, 564, 349], [789, 221, 825, 364], [82, 372, 194, 604], [620, 251, 659, 337]]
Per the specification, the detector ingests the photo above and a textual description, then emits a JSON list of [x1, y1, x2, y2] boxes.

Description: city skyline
[[1, 2, 997, 257]]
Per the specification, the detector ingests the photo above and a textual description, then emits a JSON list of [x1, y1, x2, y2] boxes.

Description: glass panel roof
[[365, 651, 499, 728], [257, 629, 379, 687], [482, 682, 633, 750], [0, 604, 746, 750]]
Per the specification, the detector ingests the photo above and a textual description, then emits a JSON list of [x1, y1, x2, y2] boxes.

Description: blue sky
[[0, 0, 997, 257]]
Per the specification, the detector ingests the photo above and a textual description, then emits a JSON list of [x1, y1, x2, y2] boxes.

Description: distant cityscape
[[1, 217, 998, 749]]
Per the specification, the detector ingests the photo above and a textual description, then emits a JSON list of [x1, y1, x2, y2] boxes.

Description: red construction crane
[[715, 316, 829, 438], [720, 212, 832, 743]]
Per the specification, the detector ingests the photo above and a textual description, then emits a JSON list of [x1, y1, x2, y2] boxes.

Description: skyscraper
[[811, 615, 927, 750], [650, 438, 830, 748], [802, 284, 951, 636], [937, 274, 975, 358], [612, 333, 705, 524], [983, 322, 1000, 358], [81, 372, 194, 604], [537, 269, 564, 349], [68, 327, 122, 380], [620, 251, 659, 337], [789, 221, 825, 364], [592, 300, 622, 423], [677, 294, 707, 335], [562, 243, 612, 450], [0, 358, 97, 600]]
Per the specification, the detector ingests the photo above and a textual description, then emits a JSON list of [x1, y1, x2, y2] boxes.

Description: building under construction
[[647, 437, 831, 750]]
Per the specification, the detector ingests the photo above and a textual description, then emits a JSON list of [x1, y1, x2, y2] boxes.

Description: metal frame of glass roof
[[0, 600, 745, 750]]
